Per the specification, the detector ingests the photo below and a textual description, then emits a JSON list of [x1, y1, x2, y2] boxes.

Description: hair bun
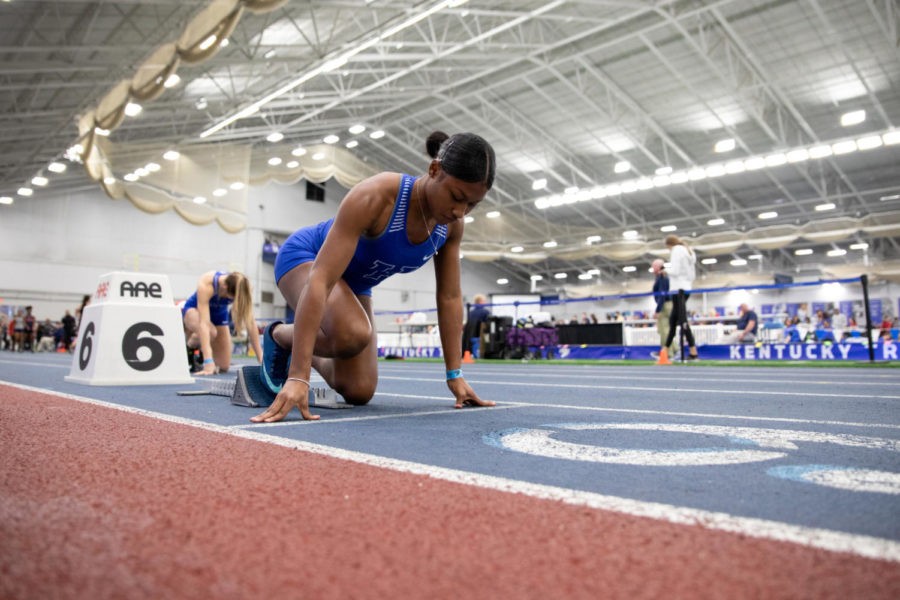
[[426, 131, 449, 158]]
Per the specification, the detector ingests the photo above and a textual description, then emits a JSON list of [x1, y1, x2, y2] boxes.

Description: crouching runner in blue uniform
[[182, 271, 263, 375], [253, 131, 497, 422]]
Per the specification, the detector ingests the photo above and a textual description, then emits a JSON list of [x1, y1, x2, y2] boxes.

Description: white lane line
[[237, 395, 527, 428], [377, 366, 900, 387], [3, 380, 898, 563], [378, 375, 900, 400]]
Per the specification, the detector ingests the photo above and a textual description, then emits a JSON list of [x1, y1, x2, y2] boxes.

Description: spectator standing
[[12, 309, 26, 352], [650, 259, 676, 360], [658, 234, 699, 361], [0, 313, 7, 350], [61, 310, 77, 351], [463, 294, 490, 357], [23, 306, 36, 351]]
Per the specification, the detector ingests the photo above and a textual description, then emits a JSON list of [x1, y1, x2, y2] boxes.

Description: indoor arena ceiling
[[2, 0, 900, 288]]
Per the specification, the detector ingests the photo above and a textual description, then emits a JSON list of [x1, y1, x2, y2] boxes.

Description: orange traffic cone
[[462, 350, 476, 364], [656, 348, 672, 365]]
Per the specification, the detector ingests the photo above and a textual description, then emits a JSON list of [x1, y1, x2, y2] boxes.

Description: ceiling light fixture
[[485, 210, 500, 218], [714, 138, 736, 153], [840, 109, 865, 127], [266, 132, 284, 143], [554, 273, 568, 279], [47, 162, 67, 173], [815, 203, 836, 211], [369, 130, 385, 139], [614, 161, 630, 174], [530, 275, 543, 281], [345, 140, 358, 149], [163, 150, 180, 161], [291, 147, 307, 157], [124, 102, 142, 117], [267, 157, 282, 166], [17, 187, 33, 196], [163, 74, 181, 88], [31, 176, 48, 187], [794, 248, 813, 256], [0, 196, 13, 205], [701, 258, 717, 265], [348, 124, 366, 135], [730, 258, 747, 266], [193, 196, 207, 204], [707, 218, 725, 226], [543, 240, 557, 248], [827, 248, 847, 257], [622, 266, 636, 272], [849, 242, 869, 250], [510, 246, 524, 253], [856, 135, 883, 150], [586, 235, 602, 244], [660, 225, 677, 232], [497, 278, 509, 285], [758, 211, 778, 220], [198, 35, 217, 51], [832, 140, 857, 155], [323, 134, 339, 144]]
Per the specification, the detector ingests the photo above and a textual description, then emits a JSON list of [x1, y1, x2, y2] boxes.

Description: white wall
[[0, 177, 509, 325]]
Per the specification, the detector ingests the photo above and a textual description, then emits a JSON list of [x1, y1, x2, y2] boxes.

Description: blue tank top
[[342, 174, 448, 293], [273, 175, 449, 295], [182, 271, 232, 326]]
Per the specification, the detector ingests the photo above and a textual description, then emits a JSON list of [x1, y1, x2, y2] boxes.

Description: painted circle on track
[[767, 465, 900, 495], [483, 423, 900, 467]]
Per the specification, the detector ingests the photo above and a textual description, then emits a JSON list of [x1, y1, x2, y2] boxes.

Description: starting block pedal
[[229, 365, 351, 410]]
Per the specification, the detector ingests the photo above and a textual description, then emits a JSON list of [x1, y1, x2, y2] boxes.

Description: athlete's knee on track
[[336, 379, 376, 405], [332, 321, 372, 358]]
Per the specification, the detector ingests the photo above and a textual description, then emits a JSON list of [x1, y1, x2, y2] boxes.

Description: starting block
[[229, 365, 351, 410]]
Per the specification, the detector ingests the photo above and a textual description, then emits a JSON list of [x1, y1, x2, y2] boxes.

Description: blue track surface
[[2, 352, 898, 545]]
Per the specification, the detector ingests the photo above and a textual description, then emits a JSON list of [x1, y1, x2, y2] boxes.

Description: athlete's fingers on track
[[455, 396, 495, 409]]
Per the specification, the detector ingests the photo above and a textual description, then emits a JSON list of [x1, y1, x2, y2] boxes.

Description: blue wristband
[[446, 368, 462, 380], [203, 358, 214, 364]]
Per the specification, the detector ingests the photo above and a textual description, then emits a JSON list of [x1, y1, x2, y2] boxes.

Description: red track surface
[[2, 385, 899, 599]]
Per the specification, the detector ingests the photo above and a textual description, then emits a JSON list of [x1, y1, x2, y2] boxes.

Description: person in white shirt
[[830, 308, 847, 341], [659, 234, 699, 360]]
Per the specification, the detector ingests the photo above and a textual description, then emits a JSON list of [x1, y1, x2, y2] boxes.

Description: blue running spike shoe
[[260, 321, 291, 393]]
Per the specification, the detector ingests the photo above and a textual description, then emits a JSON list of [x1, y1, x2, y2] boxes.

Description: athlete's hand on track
[[195, 364, 217, 376], [447, 377, 495, 409], [250, 379, 320, 422]]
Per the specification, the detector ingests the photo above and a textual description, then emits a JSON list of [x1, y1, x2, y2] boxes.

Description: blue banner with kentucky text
[[556, 343, 895, 361]]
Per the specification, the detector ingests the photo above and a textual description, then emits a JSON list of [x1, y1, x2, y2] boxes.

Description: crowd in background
[[0, 295, 90, 353]]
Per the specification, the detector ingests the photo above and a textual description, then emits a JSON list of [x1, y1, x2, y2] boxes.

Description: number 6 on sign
[[66, 272, 193, 386]]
